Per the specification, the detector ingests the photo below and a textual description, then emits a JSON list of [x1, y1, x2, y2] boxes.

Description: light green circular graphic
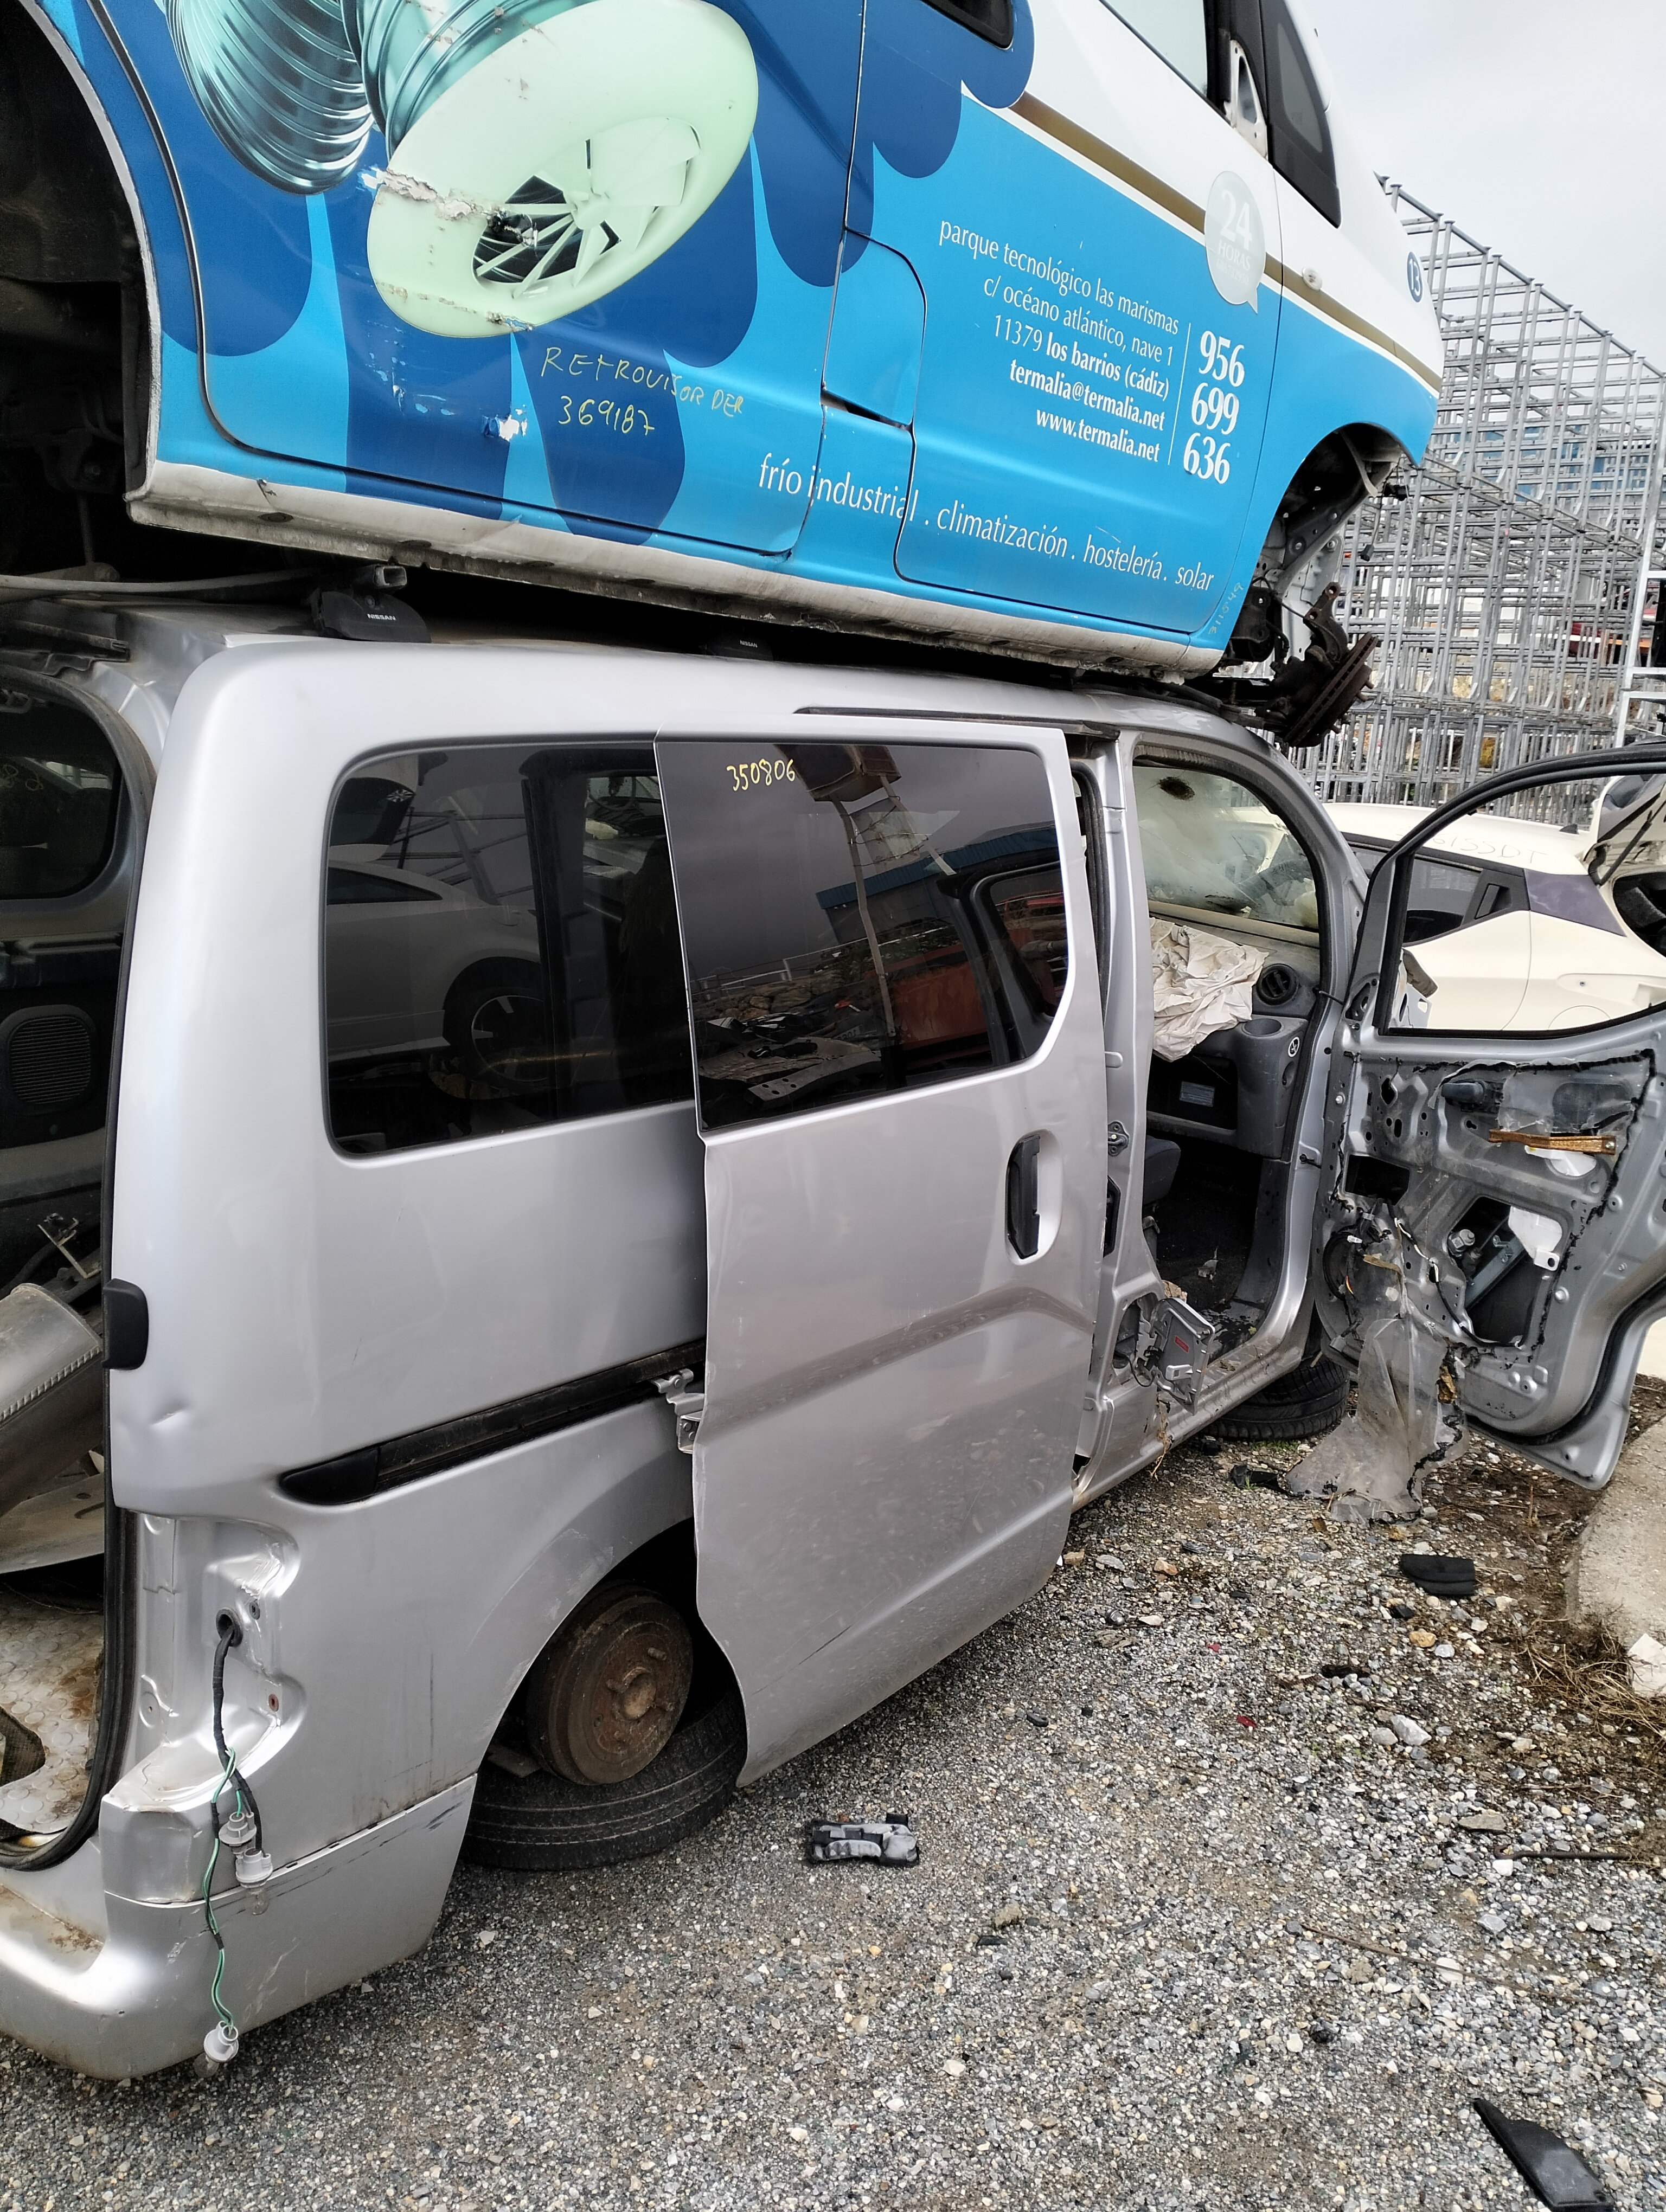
[[365, 0, 759, 338], [1204, 172, 1265, 312]]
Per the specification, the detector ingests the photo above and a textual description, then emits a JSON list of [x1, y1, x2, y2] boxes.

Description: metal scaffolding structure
[[1310, 188, 1666, 809]]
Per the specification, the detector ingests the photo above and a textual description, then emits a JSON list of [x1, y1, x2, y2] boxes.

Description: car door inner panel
[[1316, 1051, 1664, 1494]]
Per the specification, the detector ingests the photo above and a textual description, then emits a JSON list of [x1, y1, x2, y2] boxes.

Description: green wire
[[202, 1738, 240, 2036]]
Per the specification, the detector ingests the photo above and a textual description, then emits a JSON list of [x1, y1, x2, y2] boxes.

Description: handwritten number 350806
[[726, 758, 796, 793]]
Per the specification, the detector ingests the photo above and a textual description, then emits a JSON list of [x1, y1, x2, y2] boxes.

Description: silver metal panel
[[102, 645, 1258, 1521], [50, 642, 1259, 2066], [669, 724, 1106, 1780], [100, 646, 719, 1913], [113, 1407, 691, 1886], [109, 650, 708, 1510], [0, 1780, 470, 2080]]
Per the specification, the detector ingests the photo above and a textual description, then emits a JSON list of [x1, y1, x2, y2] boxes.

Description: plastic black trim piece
[[102, 1279, 149, 1368], [279, 1338, 707, 1506]]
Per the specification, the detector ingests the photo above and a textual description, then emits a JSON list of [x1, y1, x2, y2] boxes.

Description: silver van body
[[1, 605, 1662, 2077]]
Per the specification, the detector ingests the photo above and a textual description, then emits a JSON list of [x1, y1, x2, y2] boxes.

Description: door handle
[[1006, 1134, 1042, 1260]]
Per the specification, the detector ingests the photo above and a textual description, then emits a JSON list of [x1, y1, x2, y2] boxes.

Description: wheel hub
[[524, 1583, 694, 1785]]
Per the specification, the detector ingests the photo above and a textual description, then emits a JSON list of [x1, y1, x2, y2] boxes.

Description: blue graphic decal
[[55, 0, 1438, 657], [848, 0, 1034, 243], [728, 2, 863, 288], [326, 178, 514, 507], [510, 149, 759, 542], [209, 198, 351, 465]]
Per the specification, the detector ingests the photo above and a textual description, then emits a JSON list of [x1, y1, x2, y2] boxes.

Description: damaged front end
[[1308, 1053, 1664, 1519], [1196, 429, 1405, 755]]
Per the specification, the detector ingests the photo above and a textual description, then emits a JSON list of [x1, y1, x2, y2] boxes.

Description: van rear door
[[655, 719, 1105, 1778]]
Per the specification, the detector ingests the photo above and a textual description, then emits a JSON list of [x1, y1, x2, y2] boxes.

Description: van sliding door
[[656, 721, 1106, 1778]]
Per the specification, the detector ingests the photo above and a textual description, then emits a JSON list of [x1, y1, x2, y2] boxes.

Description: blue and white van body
[[26, 0, 1440, 665]]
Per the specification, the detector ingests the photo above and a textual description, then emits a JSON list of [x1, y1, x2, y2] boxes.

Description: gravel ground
[[4, 1404, 1666, 2212]]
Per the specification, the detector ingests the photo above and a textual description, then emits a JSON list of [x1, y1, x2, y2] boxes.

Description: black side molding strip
[[279, 1338, 706, 1507]]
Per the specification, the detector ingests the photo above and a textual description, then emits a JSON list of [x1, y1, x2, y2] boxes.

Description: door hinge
[[654, 1368, 704, 1452]]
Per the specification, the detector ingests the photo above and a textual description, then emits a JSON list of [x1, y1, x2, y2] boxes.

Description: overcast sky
[[1306, 1, 1665, 370]]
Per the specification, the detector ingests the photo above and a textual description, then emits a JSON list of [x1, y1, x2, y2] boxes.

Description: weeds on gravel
[[1520, 1617, 1666, 1771]]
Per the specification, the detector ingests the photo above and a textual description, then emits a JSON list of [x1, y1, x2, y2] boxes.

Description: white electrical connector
[[235, 1848, 273, 1886], [219, 1808, 257, 1849], [202, 2020, 239, 2066]]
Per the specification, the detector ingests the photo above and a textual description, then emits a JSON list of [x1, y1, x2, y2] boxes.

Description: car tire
[[462, 1684, 746, 1871], [441, 959, 548, 1094], [1211, 1353, 1348, 1442]]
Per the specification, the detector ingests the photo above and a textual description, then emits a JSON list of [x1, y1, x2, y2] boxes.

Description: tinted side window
[[1403, 854, 1478, 943], [656, 740, 1065, 1130], [0, 701, 120, 899], [324, 743, 692, 1155], [984, 867, 1068, 1014], [1259, 0, 1340, 224], [1101, 0, 1208, 95]]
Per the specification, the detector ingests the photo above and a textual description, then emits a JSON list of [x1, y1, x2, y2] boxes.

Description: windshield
[[1134, 764, 1318, 933]]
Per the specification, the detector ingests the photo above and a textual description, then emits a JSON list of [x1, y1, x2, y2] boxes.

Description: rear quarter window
[[0, 698, 125, 1150], [322, 742, 693, 1156]]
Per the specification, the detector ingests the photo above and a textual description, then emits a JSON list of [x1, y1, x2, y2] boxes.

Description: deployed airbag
[[1150, 917, 1264, 1062], [0, 1284, 102, 1520], [1288, 1223, 1462, 1523]]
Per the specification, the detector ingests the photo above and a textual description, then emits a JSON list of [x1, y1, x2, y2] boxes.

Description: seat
[[1142, 1135, 1181, 1213]]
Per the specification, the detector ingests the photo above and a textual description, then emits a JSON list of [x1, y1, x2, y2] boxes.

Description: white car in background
[[1328, 797, 1666, 1032]]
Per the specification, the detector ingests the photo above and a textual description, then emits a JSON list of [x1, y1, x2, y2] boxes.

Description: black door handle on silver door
[[1005, 1133, 1042, 1259]]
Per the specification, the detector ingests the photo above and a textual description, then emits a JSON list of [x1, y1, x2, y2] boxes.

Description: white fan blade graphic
[[521, 119, 699, 293]]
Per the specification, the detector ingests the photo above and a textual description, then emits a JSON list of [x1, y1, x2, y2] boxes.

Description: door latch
[[1106, 1120, 1130, 1155], [1151, 1294, 1219, 1403], [654, 1367, 704, 1452]]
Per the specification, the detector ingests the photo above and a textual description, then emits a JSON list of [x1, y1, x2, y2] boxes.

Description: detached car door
[[1315, 747, 1666, 1494], [655, 720, 1105, 1777]]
